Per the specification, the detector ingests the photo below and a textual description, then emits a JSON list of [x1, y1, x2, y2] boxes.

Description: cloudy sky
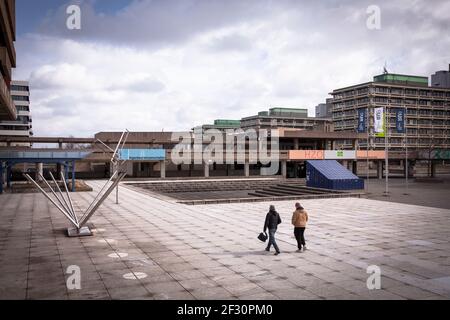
[[14, 0, 450, 137]]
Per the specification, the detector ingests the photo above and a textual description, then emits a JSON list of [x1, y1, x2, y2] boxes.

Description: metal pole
[[116, 183, 119, 204], [79, 172, 127, 228], [71, 160, 76, 192], [37, 172, 74, 220], [48, 171, 75, 221], [0, 161, 3, 194], [23, 173, 79, 228], [385, 106, 389, 195], [405, 106, 409, 194], [60, 171, 78, 224], [366, 107, 369, 193]]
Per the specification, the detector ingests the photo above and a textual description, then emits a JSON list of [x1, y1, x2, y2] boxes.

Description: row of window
[[0, 125, 30, 131], [334, 119, 450, 127], [15, 106, 29, 112], [373, 138, 448, 144], [335, 87, 450, 99], [11, 85, 29, 92], [11, 95, 29, 102], [373, 87, 450, 97]]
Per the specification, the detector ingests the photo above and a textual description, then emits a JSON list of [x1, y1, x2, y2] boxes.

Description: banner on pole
[[395, 108, 405, 133], [357, 108, 367, 133], [374, 107, 385, 137]]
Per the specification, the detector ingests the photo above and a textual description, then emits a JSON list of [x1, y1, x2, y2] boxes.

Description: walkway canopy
[[0, 150, 91, 193]]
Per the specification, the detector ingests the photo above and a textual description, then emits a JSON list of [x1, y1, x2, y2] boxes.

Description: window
[[11, 85, 29, 92], [11, 95, 29, 102]]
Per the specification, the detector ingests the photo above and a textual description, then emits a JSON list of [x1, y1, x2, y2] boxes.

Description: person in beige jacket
[[292, 202, 308, 252]]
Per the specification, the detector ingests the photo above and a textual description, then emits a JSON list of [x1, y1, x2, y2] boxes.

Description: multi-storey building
[[0, 0, 16, 121], [240, 107, 332, 132], [331, 72, 450, 150], [431, 65, 450, 88], [193, 119, 241, 132], [315, 98, 333, 118], [0, 81, 33, 146]]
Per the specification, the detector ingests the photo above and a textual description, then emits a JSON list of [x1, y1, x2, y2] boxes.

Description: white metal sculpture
[[24, 130, 130, 237]]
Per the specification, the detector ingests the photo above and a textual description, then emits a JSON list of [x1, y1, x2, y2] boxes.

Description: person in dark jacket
[[263, 205, 282, 255]]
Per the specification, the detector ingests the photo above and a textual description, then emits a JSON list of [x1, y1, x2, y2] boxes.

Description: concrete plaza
[[1, 181, 450, 300]]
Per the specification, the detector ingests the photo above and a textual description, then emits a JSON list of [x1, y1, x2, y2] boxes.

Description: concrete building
[[431, 65, 450, 88], [193, 119, 241, 132], [0, 81, 33, 146], [240, 107, 332, 132], [315, 98, 333, 118], [0, 0, 16, 121], [331, 73, 450, 151]]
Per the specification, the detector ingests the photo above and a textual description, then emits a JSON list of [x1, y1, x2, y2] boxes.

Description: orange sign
[[356, 150, 386, 159], [289, 150, 324, 160]]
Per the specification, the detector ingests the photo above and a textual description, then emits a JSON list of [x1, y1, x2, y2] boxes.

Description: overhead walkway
[[0, 150, 91, 193]]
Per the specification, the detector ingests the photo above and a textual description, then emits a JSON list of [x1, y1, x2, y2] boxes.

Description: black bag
[[258, 232, 268, 242]]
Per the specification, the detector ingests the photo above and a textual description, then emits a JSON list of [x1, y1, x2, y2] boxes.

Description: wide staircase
[[127, 178, 291, 194], [248, 181, 339, 197]]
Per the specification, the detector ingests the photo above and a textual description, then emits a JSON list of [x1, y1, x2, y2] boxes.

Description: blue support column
[[64, 162, 69, 181], [71, 160, 76, 192], [0, 162, 4, 194], [6, 162, 11, 188]]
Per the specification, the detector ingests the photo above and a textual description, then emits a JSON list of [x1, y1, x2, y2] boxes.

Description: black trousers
[[294, 227, 306, 249]]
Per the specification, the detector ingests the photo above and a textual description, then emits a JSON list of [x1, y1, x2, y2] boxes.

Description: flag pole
[[405, 106, 409, 195], [385, 105, 389, 195], [366, 107, 369, 193]]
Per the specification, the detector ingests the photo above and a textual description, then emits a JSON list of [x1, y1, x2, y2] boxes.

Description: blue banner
[[357, 108, 366, 133], [395, 108, 405, 133]]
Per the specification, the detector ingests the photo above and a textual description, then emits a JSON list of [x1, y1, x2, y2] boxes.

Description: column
[[342, 160, 348, 170], [56, 163, 62, 180], [244, 161, 250, 177], [64, 163, 69, 181], [188, 163, 192, 177], [6, 164, 11, 188], [403, 160, 408, 178], [431, 161, 436, 178], [0, 162, 4, 194], [377, 161, 383, 179], [36, 163, 43, 181], [71, 161, 76, 192], [281, 160, 287, 178], [160, 160, 166, 179], [294, 138, 299, 150], [204, 162, 210, 178], [352, 161, 358, 175]]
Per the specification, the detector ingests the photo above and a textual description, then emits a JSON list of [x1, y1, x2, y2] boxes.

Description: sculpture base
[[67, 226, 93, 237]]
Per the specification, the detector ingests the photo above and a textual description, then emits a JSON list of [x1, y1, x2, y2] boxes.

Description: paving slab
[[0, 181, 449, 300]]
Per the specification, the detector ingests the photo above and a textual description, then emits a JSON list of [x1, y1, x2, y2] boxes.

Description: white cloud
[[12, 0, 450, 137]]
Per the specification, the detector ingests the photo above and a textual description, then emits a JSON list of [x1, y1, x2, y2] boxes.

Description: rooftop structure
[[431, 64, 450, 88], [240, 107, 332, 132]]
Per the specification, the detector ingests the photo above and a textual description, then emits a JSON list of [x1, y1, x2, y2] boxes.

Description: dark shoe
[[274, 252, 280, 256], [265, 247, 269, 252]]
